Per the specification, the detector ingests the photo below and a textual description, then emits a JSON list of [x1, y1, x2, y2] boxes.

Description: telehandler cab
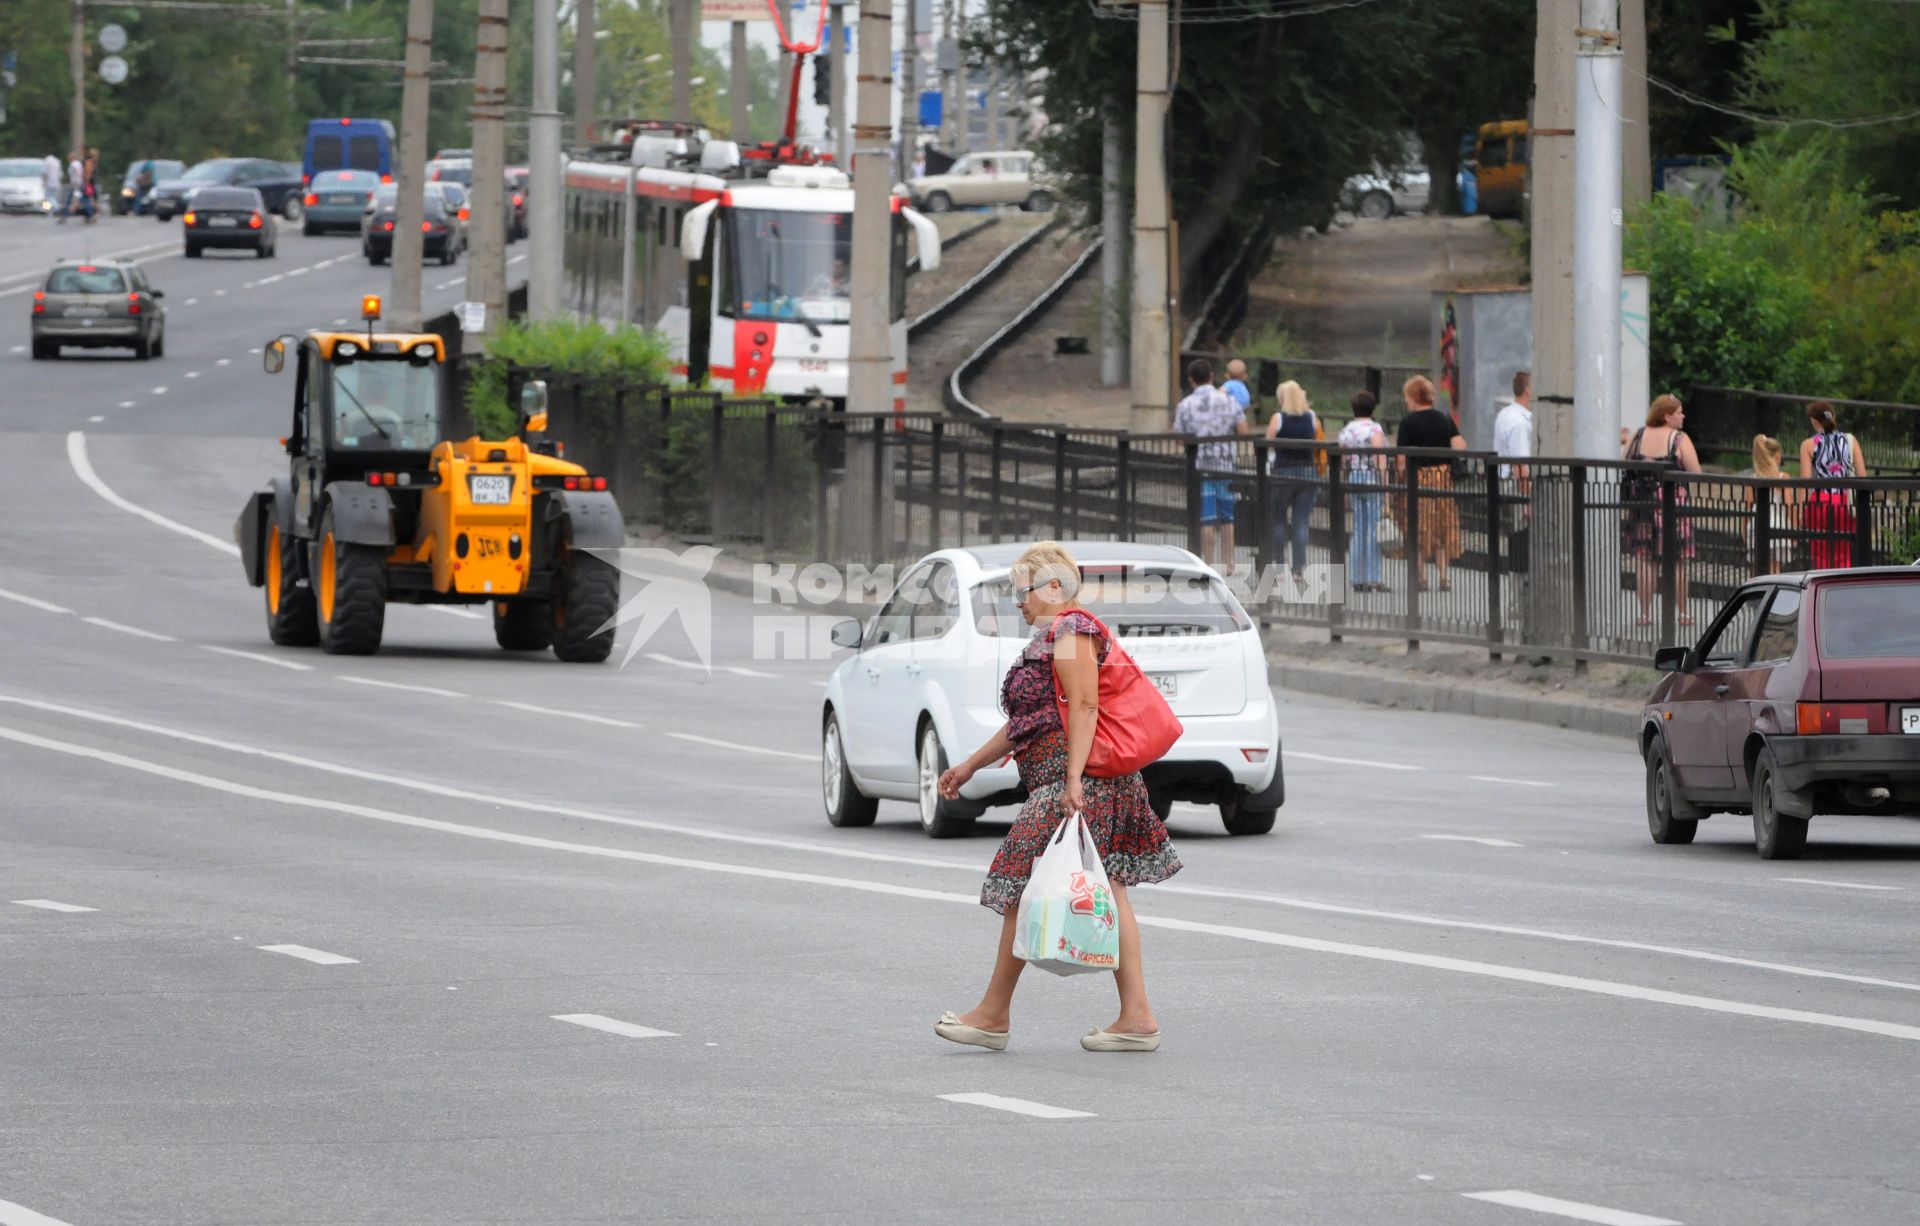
[[234, 296, 624, 661]]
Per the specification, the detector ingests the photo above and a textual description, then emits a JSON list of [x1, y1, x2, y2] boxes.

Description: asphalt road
[[4, 213, 1920, 1226]]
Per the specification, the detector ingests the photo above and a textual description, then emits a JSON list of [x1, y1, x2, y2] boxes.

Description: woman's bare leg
[[1636, 556, 1655, 620], [1105, 884, 1159, 1034], [957, 907, 1023, 1031]]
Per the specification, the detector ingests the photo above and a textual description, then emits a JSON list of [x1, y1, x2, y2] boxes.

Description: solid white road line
[[1288, 750, 1423, 771], [1470, 775, 1556, 788], [0, 588, 72, 615], [1777, 878, 1902, 892], [493, 700, 641, 728], [643, 651, 705, 671], [0, 1197, 81, 1226], [1461, 1190, 1679, 1225], [14, 721, 1920, 1047], [338, 675, 466, 698], [551, 1013, 677, 1039], [1421, 834, 1524, 848], [68, 431, 241, 556], [11, 900, 98, 913], [667, 731, 815, 761], [937, 1093, 1094, 1120], [257, 944, 358, 966], [82, 616, 175, 642], [201, 645, 314, 671]]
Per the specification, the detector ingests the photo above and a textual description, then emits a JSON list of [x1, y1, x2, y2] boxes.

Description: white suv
[[821, 542, 1284, 838]]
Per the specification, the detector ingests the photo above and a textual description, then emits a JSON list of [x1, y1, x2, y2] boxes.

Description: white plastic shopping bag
[[1012, 811, 1121, 977]]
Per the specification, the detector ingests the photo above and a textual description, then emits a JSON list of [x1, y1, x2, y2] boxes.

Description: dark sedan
[[30, 259, 166, 360], [183, 187, 277, 258], [362, 193, 463, 265], [1642, 568, 1920, 858], [150, 158, 305, 223]]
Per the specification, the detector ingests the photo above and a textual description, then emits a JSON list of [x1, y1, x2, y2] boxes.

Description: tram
[[562, 127, 940, 411]]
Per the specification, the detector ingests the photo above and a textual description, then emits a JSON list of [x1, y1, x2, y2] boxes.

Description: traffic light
[[813, 56, 831, 107]]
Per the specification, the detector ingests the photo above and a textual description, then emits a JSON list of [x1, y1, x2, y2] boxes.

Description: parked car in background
[[183, 187, 276, 259], [906, 151, 1053, 213], [1343, 163, 1432, 220], [150, 158, 305, 222], [361, 188, 463, 265], [434, 147, 473, 162], [300, 169, 382, 235], [117, 159, 185, 215], [0, 158, 53, 215], [30, 258, 166, 360], [427, 157, 474, 188], [821, 542, 1284, 838], [1642, 568, 1920, 859], [303, 117, 395, 185]]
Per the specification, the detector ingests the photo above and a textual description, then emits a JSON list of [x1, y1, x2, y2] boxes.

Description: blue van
[[303, 118, 396, 185]]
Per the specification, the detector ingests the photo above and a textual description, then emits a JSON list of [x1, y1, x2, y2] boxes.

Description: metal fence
[[1686, 384, 1920, 475], [1179, 351, 1428, 429], [525, 371, 1920, 667]]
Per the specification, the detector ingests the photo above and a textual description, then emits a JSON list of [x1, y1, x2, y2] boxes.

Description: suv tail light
[[304, 192, 319, 206], [32, 290, 44, 315], [1795, 702, 1887, 735], [128, 293, 141, 315]]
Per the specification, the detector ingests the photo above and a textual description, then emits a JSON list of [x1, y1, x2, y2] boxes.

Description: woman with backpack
[[1264, 380, 1323, 583], [1798, 401, 1868, 569], [933, 541, 1183, 1054], [1621, 395, 1702, 627]]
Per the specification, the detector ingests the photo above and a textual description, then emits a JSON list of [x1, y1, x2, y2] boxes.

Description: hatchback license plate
[[64, 306, 106, 318], [469, 474, 512, 505], [1150, 672, 1178, 698], [1903, 708, 1920, 735]]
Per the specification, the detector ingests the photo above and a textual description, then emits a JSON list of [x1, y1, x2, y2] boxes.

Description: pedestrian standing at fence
[[1222, 358, 1253, 418], [1392, 375, 1465, 592], [1172, 357, 1249, 575], [1494, 371, 1534, 621], [1264, 380, 1321, 584], [1798, 401, 1867, 569], [1622, 395, 1701, 627], [1749, 435, 1797, 574], [1337, 391, 1388, 592], [81, 148, 100, 224]]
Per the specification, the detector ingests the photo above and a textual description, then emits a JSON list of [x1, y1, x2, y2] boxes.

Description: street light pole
[[69, 0, 86, 162], [389, 0, 434, 330], [467, 0, 509, 350], [1129, 0, 1172, 434], [730, 20, 750, 141], [529, 0, 562, 320], [1573, 0, 1623, 459], [846, 0, 895, 556]]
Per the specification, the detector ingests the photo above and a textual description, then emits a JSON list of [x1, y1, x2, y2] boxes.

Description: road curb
[[1266, 656, 1639, 741]]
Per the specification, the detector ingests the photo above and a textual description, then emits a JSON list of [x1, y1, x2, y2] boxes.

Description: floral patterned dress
[[979, 609, 1183, 914]]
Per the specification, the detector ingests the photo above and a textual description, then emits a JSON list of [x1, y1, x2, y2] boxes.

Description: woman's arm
[[1799, 437, 1816, 476], [1678, 435, 1702, 473], [1053, 630, 1102, 814], [938, 721, 1015, 799], [1853, 435, 1868, 478], [1449, 433, 1467, 452]]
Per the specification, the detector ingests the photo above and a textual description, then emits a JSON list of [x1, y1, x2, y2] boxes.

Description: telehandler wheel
[[551, 548, 619, 664], [493, 599, 554, 651], [315, 508, 387, 656], [263, 523, 319, 647]]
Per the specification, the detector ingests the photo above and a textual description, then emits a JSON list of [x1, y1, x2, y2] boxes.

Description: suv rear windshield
[[971, 571, 1252, 638], [47, 266, 127, 294], [1819, 582, 1920, 658]]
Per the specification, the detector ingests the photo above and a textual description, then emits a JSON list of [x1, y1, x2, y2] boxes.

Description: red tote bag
[[1048, 610, 1184, 778]]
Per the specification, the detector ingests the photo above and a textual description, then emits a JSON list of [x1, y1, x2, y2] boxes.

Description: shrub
[[464, 317, 672, 438]]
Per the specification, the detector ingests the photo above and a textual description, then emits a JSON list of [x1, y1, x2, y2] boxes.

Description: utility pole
[[389, 0, 435, 330], [984, 66, 999, 150], [1101, 105, 1127, 388], [1573, 0, 1623, 460], [573, 0, 596, 144], [898, 0, 918, 175], [1619, 0, 1650, 208], [670, 0, 692, 121], [730, 21, 750, 141], [529, 0, 562, 320], [938, 0, 956, 154], [828, 0, 849, 159], [846, 0, 894, 557], [1129, 0, 1171, 434], [1530, 0, 1578, 458], [68, 0, 86, 161], [467, 0, 509, 349]]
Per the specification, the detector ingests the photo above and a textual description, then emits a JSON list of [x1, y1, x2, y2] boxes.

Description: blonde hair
[[1010, 540, 1080, 597], [1276, 380, 1311, 417], [1404, 374, 1436, 409], [1752, 433, 1784, 478], [1647, 394, 1683, 427]]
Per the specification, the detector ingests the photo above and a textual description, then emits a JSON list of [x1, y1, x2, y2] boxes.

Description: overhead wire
[[1084, 0, 1389, 24]]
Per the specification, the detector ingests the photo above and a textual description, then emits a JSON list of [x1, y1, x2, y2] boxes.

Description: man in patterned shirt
[[1172, 357, 1250, 572]]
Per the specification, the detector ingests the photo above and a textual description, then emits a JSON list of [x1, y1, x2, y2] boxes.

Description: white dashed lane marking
[[257, 944, 358, 965], [1777, 878, 1902, 892], [149, 385, 166, 395], [0, 588, 72, 614], [1461, 1190, 1680, 1225], [937, 1093, 1094, 1120], [552, 1014, 677, 1039], [339, 676, 466, 699], [87, 415, 103, 422], [118, 400, 135, 408], [82, 616, 175, 643], [667, 732, 814, 762], [215, 357, 231, 366], [1470, 775, 1555, 788], [202, 645, 313, 672], [0, 1195, 83, 1225], [11, 899, 98, 913], [493, 700, 641, 728], [1420, 834, 1523, 848], [1289, 750, 1423, 771]]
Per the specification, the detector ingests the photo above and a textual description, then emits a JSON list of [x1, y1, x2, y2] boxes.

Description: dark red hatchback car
[[1641, 568, 1920, 859]]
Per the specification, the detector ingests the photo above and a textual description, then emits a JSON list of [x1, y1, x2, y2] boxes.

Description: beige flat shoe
[[935, 1011, 1008, 1051], [1081, 1028, 1161, 1052]]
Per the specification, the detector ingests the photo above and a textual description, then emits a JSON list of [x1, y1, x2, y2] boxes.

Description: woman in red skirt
[[932, 541, 1182, 1053]]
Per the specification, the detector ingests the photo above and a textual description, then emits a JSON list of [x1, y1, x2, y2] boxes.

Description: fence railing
[[522, 371, 1920, 667], [1179, 352, 1429, 428], [1685, 384, 1920, 475]]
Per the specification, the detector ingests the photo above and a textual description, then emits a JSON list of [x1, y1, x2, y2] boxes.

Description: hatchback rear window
[[1819, 583, 1920, 658], [971, 571, 1251, 638], [46, 266, 127, 294]]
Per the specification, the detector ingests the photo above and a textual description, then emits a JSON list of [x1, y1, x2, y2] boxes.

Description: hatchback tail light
[[422, 220, 436, 232], [128, 293, 141, 315], [303, 192, 318, 206], [1795, 702, 1887, 735], [248, 212, 264, 229], [32, 290, 44, 315]]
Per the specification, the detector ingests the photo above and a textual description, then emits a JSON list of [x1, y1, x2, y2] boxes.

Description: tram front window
[[730, 208, 852, 325]]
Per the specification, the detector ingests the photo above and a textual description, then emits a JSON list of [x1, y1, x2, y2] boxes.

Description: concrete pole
[[670, 0, 692, 122], [573, 0, 596, 144], [1100, 105, 1127, 388], [898, 0, 919, 175], [389, 0, 435, 330], [1574, 0, 1623, 460], [730, 21, 750, 141], [829, 2, 848, 160], [68, 0, 85, 165], [467, 0, 510, 350], [938, 0, 955, 153], [847, 0, 896, 559], [1619, 0, 1651, 208], [529, 0, 562, 320], [1530, 0, 1578, 459], [1129, 0, 1171, 434], [984, 66, 999, 150]]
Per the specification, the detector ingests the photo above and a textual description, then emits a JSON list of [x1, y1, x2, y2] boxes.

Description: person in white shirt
[[65, 154, 85, 222], [1492, 370, 1534, 633], [41, 154, 63, 221]]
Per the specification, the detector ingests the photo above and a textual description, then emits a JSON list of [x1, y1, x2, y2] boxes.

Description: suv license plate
[[1903, 707, 1920, 735], [1150, 672, 1178, 698], [469, 474, 512, 505]]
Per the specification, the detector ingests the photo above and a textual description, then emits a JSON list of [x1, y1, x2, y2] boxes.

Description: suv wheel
[[281, 196, 304, 223], [823, 711, 878, 828], [1644, 735, 1699, 845], [916, 723, 977, 839], [1751, 746, 1810, 860], [924, 190, 953, 213]]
